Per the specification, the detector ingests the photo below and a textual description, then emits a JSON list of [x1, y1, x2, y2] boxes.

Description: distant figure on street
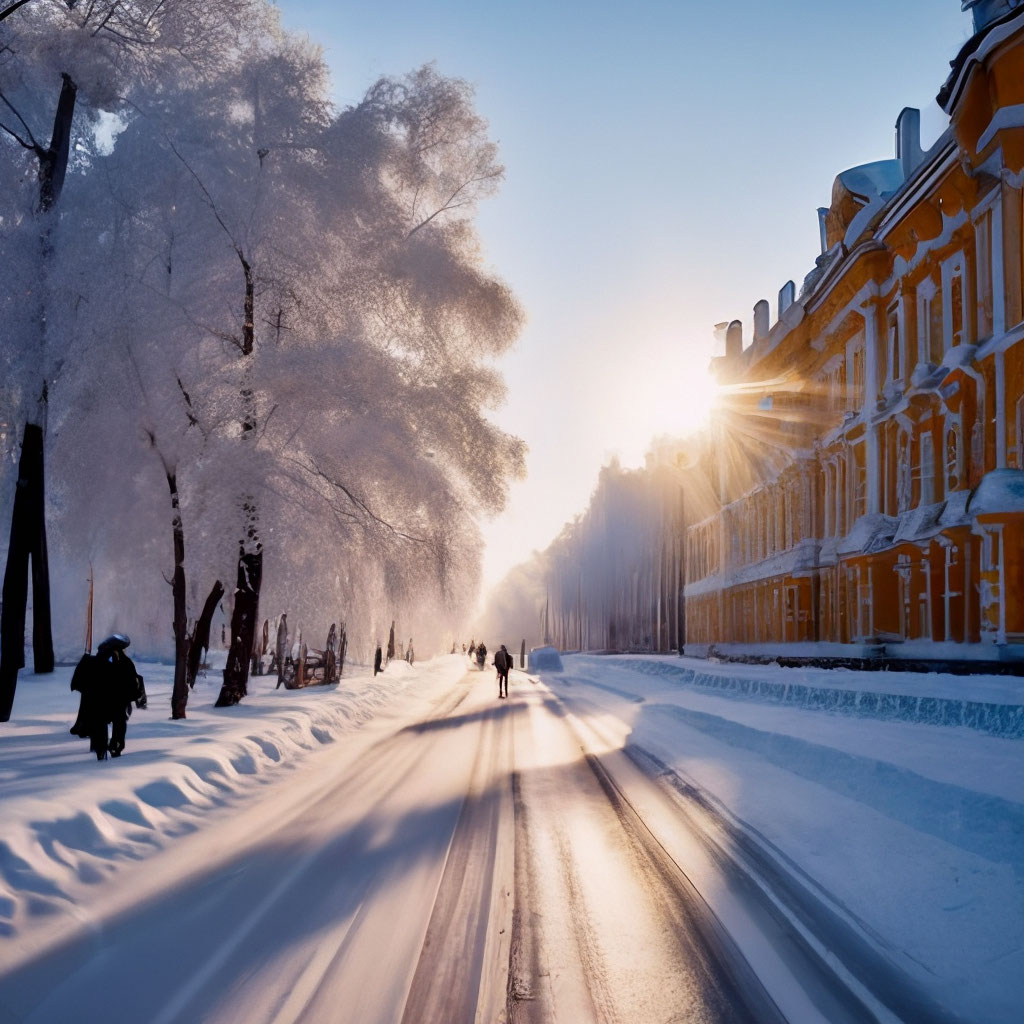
[[373, 644, 383, 677], [468, 641, 476, 660], [406, 638, 414, 665], [476, 642, 487, 670], [494, 644, 511, 698], [70, 633, 146, 760]]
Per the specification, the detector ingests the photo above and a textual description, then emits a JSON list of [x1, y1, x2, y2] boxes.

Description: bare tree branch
[[0, 0, 36, 25], [405, 170, 501, 239], [0, 88, 40, 152]]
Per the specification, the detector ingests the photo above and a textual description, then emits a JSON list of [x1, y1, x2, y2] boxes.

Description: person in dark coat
[[373, 644, 383, 677], [494, 645, 511, 698], [71, 633, 146, 760], [475, 642, 487, 670]]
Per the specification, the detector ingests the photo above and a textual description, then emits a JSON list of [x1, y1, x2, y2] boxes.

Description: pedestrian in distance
[[70, 633, 146, 760], [476, 642, 487, 670], [373, 644, 383, 677], [494, 645, 511, 698]]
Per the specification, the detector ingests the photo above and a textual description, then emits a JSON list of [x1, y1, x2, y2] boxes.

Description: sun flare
[[671, 361, 719, 435]]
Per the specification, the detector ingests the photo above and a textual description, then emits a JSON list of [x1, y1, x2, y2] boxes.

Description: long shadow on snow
[[0, 783, 484, 1023]]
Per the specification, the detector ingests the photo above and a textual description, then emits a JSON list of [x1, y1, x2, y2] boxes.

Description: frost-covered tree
[[0, 0, 257, 718], [31, 21, 522, 715], [480, 444, 690, 654]]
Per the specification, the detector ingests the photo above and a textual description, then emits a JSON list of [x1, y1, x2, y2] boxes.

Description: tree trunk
[[217, 545, 262, 707], [167, 472, 191, 720], [0, 72, 79, 721], [0, 424, 52, 720], [186, 579, 224, 690], [38, 74, 77, 215]]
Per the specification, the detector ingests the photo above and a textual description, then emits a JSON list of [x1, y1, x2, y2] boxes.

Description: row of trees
[[480, 443, 688, 654], [0, 0, 524, 719]]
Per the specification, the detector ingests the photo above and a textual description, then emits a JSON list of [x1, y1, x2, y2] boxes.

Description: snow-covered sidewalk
[[0, 654, 469, 949], [545, 654, 1024, 1024]]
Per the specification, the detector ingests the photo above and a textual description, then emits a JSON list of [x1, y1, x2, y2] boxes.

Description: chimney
[[817, 207, 829, 254], [726, 320, 743, 360], [778, 280, 796, 315], [753, 300, 770, 341], [896, 107, 923, 179], [713, 321, 729, 357]]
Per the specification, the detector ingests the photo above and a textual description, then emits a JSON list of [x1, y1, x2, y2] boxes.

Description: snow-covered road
[[0, 666, 820, 1023], [1, 654, 1019, 1022], [1, 672, 510, 1024]]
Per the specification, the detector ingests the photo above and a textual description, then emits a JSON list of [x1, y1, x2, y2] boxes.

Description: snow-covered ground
[[0, 654, 467, 950], [0, 651, 1021, 1022], [547, 654, 1024, 1024]]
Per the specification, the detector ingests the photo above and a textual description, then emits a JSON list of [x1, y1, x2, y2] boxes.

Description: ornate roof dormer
[[963, 0, 1021, 33]]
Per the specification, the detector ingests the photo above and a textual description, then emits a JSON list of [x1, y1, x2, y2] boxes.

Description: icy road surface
[[0, 665, 944, 1023]]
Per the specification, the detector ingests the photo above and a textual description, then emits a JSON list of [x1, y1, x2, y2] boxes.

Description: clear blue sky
[[275, 0, 974, 593]]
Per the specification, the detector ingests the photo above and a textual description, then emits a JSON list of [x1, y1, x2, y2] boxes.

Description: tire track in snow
[[399, 697, 516, 1024], [506, 682, 785, 1024]]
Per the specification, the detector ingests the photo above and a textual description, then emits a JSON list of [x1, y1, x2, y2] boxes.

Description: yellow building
[[685, 1, 1024, 664]]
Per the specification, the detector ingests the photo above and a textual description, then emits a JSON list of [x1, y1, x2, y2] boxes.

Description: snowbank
[[526, 646, 563, 672], [0, 654, 469, 942], [609, 655, 1024, 737]]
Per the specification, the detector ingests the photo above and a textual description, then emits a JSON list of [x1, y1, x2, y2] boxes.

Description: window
[[784, 486, 793, 550], [851, 344, 865, 410], [884, 426, 897, 514], [946, 425, 962, 495], [951, 272, 964, 347], [887, 303, 901, 382], [919, 432, 936, 506], [930, 291, 944, 361], [919, 284, 943, 366], [897, 432, 911, 512], [1014, 396, 1024, 470], [851, 442, 867, 520], [976, 211, 994, 340]]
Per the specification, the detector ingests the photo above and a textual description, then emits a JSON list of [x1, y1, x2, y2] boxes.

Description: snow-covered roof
[[836, 159, 905, 203], [939, 489, 972, 527], [837, 513, 897, 556], [893, 501, 945, 545], [967, 468, 1024, 514]]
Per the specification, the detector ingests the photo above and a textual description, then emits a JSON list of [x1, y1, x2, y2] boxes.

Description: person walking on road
[[70, 633, 146, 760], [494, 644, 511, 698]]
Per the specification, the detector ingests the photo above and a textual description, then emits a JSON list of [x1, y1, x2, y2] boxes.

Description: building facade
[[684, 1, 1024, 661]]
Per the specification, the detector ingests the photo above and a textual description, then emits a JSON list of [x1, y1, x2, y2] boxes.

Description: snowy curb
[[609, 657, 1024, 738]]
